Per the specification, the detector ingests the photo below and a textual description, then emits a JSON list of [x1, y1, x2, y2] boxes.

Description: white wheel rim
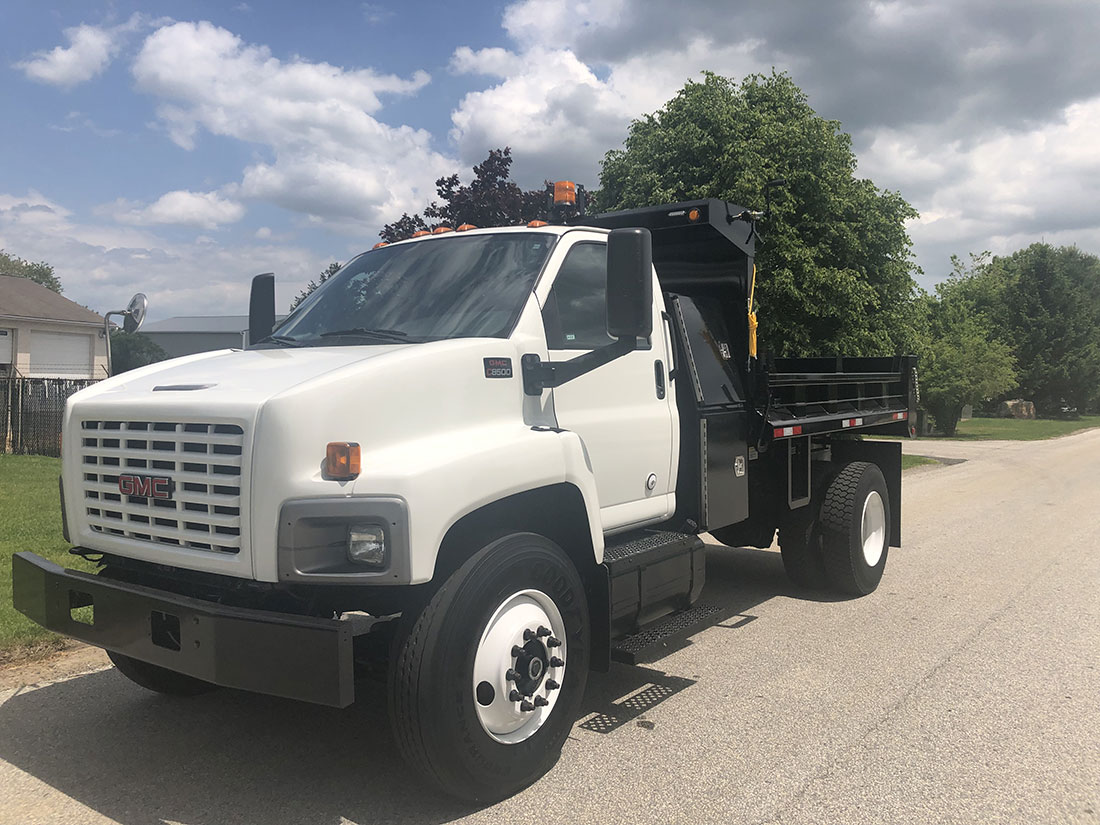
[[472, 589, 567, 744], [861, 490, 886, 567]]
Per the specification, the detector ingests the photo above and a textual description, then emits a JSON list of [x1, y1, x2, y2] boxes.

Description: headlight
[[347, 524, 386, 566]]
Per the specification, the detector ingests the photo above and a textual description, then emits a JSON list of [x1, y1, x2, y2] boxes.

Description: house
[[141, 315, 288, 359], [0, 275, 107, 379]]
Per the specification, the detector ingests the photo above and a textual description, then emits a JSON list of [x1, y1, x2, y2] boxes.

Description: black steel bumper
[[11, 552, 354, 707]]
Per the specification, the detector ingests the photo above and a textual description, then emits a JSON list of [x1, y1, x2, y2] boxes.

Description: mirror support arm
[[521, 337, 637, 396]]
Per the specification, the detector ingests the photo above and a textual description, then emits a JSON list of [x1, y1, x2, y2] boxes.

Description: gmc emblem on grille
[[118, 474, 174, 499]]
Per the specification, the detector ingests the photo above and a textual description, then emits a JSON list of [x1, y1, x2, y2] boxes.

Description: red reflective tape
[[773, 425, 803, 438]]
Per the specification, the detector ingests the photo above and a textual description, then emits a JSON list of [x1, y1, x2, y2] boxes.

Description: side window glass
[[543, 243, 615, 350]]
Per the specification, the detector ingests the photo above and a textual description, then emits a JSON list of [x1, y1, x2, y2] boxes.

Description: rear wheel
[[106, 650, 217, 697], [389, 533, 589, 802], [778, 515, 827, 589], [819, 461, 890, 596]]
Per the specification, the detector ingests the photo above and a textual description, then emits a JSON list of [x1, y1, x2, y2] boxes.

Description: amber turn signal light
[[325, 442, 361, 480]]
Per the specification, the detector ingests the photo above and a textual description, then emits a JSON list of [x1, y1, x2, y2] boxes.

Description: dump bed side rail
[[766, 355, 916, 440]]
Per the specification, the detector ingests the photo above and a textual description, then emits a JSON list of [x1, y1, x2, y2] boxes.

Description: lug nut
[[546, 636, 562, 648], [520, 700, 535, 712], [533, 696, 549, 707], [511, 645, 524, 657], [537, 626, 552, 637], [550, 656, 564, 668], [506, 668, 520, 682], [545, 679, 560, 691], [509, 689, 522, 702]]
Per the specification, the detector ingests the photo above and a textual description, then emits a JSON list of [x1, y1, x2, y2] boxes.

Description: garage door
[[29, 330, 94, 378]]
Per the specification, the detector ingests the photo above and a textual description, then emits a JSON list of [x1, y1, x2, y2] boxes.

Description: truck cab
[[13, 195, 916, 802]]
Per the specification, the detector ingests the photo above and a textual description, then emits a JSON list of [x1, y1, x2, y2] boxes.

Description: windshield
[[267, 232, 555, 345]]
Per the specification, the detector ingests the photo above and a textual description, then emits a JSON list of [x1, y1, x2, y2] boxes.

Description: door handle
[[654, 359, 666, 399]]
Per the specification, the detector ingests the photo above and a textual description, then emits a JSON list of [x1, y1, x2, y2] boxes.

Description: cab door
[[541, 236, 677, 530]]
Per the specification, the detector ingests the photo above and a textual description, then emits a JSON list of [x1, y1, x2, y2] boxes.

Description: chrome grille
[[80, 419, 245, 555]]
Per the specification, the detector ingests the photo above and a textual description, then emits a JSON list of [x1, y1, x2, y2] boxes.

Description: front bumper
[[12, 552, 354, 707]]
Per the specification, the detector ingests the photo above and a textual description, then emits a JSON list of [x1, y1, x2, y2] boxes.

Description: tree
[[955, 244, 1100, 415], [597, 72, 920, 358], [290, 261, 343, 311], [380, 148, 546, 242], [110, 330, 168, 374], [0, 250, 63, 293], [918, 277, 1016, 436]]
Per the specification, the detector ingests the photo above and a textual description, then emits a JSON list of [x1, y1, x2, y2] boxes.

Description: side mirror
[[122, 293, 147, 334], [606, 227, 653, 340], [248, 272, 276, 345]]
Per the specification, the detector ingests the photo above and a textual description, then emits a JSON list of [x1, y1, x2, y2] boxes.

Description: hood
[[77, 345, 411, 408]]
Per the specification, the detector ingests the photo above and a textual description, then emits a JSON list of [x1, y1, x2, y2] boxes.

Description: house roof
[[142, 315, 288, 334], [0, 275, 105, 326]]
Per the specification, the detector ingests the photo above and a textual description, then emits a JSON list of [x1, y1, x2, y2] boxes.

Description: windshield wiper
[[256, 334, 303, 347], [318, 327, 415, 343]]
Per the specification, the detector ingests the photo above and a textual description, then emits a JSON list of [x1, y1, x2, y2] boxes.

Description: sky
[[2, 0, 1099, 321]]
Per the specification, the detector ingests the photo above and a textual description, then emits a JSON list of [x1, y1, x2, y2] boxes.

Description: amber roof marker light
[[411, 230, 430, 238], [431, 226, 454, 235]]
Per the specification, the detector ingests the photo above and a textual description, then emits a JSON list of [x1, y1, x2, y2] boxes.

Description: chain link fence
[[1, 377, 99, 458]]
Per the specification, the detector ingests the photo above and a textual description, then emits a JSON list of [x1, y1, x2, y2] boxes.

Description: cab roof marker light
[[372, 241, 388, 249], [456, 223, 477, 231], [432, 226, 453, 234], [411, 230, 430, 238], [527, 219, 548, 227]]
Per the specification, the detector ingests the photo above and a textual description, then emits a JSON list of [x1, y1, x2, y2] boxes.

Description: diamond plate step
[[610, 603, 733, 666]]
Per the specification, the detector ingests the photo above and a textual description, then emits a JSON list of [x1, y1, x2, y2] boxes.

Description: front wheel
[[389, 533, 590, 802]]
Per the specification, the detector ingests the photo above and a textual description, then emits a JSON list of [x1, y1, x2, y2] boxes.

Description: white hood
[[80, 345, 411, 406]]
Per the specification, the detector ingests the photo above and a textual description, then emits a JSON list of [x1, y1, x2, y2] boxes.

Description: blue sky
[[3, 0, 1100, 321]]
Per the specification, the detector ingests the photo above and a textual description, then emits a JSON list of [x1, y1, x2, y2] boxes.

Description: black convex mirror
[[248, 272, 276, 346], [606, 227, 653, 340]]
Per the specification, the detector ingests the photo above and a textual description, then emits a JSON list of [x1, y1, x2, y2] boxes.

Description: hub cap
[[861, 490, 886, 566], [472, 589, 567, 744]]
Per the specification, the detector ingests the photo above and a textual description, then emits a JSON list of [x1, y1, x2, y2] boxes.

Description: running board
[[610, 603, 733, 665]]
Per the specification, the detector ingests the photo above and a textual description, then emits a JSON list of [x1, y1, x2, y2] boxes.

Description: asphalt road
[[2, 432, 1099, 824]]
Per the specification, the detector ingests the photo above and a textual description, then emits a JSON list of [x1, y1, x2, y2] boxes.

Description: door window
[[542, 242, 615, 350]]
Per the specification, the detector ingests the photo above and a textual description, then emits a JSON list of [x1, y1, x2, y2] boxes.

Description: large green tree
[[0, 250, 63, 293], [955, 244, 1100, 414], [109, 330, 168, 374], [917, 273, 1016, 435], [597, 71, 920, 357]]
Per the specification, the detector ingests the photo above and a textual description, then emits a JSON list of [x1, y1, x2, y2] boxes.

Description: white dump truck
[[13, 186, 915, 801]]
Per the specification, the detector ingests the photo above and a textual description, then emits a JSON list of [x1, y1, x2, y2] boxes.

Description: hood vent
[[153, 384, 217, 392]]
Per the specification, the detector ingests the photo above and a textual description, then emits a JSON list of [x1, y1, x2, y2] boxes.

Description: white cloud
[[131, 22, 453, 227], [108, 190, 246, 229], [15, 14, 147, 88], [0, 190, 327, 319]]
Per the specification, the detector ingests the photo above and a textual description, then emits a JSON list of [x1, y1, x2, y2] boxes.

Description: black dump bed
[[578, 200, 917, 442]]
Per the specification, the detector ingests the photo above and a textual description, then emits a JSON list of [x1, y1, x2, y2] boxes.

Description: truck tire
[[819, 461, 890, 596], [778, 516, 827, 589], [106, 650, 217, 697], [389, 533, 589, 802]]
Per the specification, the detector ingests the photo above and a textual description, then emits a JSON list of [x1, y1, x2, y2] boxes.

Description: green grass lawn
[[0, 455, 97, 662], [901, 454, 938, 470], [948, 415, 1100, 441]]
